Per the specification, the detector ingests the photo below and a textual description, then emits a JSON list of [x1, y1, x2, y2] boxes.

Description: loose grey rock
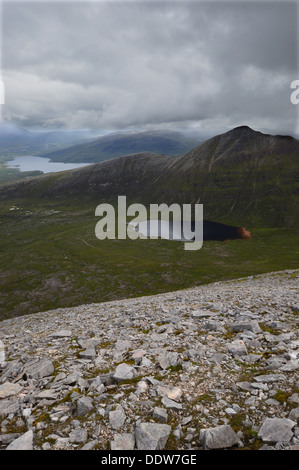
[[227, 339, 248, 357], [0, 433, 22, 445], [25, 358, 54, 379], [192, 310, 215, 319], [230, 321, 262, 334], [6, 430, 33, 450], [0, 399, 20, 418], [135, 423, 171, 450], [69, 428, 88, 444], [49, 330, 72, 338], [253, 374, 285, 383], [79, 347, 96, 359], [35, 389, 58, 400], [289, 407, 299, 422], [280, 361, 299, 372], [0, 382, 23, 399], [113, 363, 135, 382], [0, 340, 5, 366], [76, 396, 94, 417], [158, 352, 178, 370], [161, 396, 183, 410], [109, 405, 126, 430], [81, 440, 97, 450], [157, 385, 183, 401], [114, 340, 132, 352], [153, 407, 168, 423], [288, 393, 299, 404], [111, 433, 135, 450], [200, 425, 239, 449], [258, 418, 296, 444]]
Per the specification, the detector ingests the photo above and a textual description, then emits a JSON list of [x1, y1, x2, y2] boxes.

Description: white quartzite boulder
[[0, 382, 23, 399], [6, 430, 33, 451], [135, 423, 171, 450], [200, 425, 239, 450], [113, 363, 135, 382]]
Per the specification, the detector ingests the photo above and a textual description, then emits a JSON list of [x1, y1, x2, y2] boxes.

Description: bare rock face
[[0, 270, 298, 451]]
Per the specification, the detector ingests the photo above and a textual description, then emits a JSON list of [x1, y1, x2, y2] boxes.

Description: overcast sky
[[1, 0, 298, 135]]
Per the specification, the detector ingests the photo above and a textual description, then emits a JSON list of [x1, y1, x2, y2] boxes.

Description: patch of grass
[[167, 364, 183, 372], [0, 163, 43, 185], [33, 412, 52, 427], [5, 417, 27, 434], [272, 389, 290, 404], [229, 413, 263, 450], [0, 198, 298, 320], [259, 322, 280, 335], [196, 393, 215, 404]]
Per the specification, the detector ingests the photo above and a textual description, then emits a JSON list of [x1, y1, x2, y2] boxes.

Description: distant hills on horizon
[[0, 121, 298, 164], [0, 123, 100, 156], [41, 129, 202, 163], [0, 123, 205, 160]]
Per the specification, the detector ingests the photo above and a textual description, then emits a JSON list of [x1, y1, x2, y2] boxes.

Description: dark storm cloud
[[1, 1, 298, 134]]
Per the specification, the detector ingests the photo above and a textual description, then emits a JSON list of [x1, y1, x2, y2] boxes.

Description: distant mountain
[[0, 126, 298, 228], [42, 130, 202, 163], [0, 123, 99, 155]]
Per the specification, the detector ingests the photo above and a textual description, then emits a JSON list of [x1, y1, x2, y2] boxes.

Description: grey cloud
[[1, 1, 297, 134]]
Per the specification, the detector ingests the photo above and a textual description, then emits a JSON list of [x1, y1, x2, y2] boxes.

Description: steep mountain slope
[[160, 126, 299, 226]]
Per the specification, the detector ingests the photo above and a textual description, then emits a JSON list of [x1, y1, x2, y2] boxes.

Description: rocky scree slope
[[0, 270, 299, 450]]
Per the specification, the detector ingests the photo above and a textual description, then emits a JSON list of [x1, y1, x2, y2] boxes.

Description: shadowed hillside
[[42, 130, 201, 164]]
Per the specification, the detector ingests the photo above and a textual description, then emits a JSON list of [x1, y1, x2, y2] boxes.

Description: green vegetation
[[0, 127, 298, 320], [229, 413, 263, 450], [0, 198, 298, 320], [0, 163, 43, 184]]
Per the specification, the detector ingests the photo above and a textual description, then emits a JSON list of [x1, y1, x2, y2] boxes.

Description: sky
[[1, 0, 298, 136]]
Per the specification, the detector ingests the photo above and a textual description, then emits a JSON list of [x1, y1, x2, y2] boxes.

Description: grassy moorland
[[0, 126, 298, 320], [0, 198, 298, 320]]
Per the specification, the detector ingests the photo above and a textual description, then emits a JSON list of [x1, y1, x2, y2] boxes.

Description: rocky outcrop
[[0, 270, 298, 450]]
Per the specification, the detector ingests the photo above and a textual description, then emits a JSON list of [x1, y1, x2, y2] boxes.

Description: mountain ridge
[[40, 130, 201, 164], [0, 125, 298, 228]]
